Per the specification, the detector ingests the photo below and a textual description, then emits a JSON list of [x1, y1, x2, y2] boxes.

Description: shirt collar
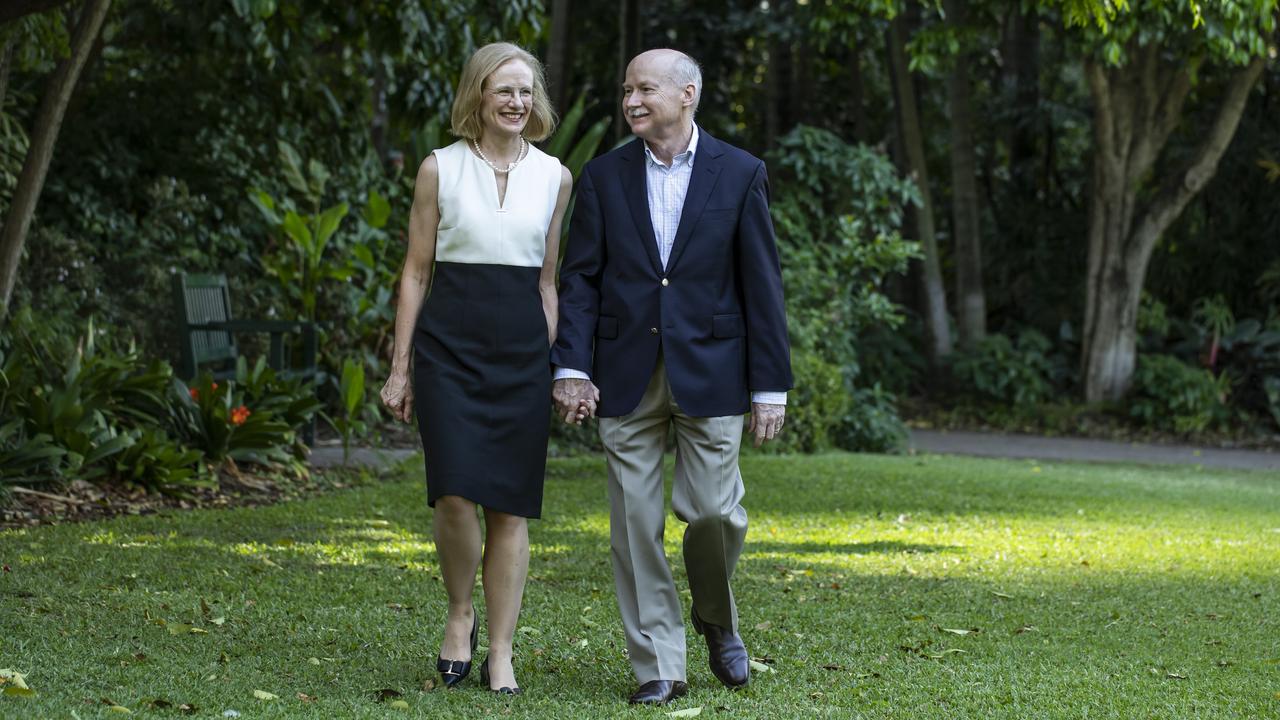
[[643, 124, 699, 169]]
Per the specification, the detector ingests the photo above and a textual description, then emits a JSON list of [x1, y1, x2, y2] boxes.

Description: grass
[[2, 452, 1278, 719]]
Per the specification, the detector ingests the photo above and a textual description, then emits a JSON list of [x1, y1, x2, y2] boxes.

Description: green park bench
[[172, 273, 319, 444]]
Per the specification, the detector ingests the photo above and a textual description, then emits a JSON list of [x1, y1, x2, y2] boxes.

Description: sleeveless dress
[[413, 140, 561, 519]]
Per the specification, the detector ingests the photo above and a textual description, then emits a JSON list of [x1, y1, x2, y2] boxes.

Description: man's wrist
[[751, 390, 787, 406], [554, 366, 591, 382]]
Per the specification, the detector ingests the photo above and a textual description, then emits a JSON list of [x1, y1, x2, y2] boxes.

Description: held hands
[[379, 373, 415, 423], [553, 378, 600, 425], [748, 402, 785, 447]]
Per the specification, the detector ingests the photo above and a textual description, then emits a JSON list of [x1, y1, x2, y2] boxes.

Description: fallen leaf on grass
[[0, 668, 30, 690], [925, 649, 966, 660], [307, 657, 321, 665], [1015, 625, 1038, 634], [2, 687, 35, 698], [1166, 672, 1188, 680], [940, 628, 979, 635], [210, 617, 226, 626], [821, 664, 844, 671], [667, 708, 702, 717], [990, 591, 1013, 599], [389, 700, 410, 710], [297, 693, 316, 703], [748, 660, 775, 674], [146, 699, 172, 709], [252, 690, 278, 700], [108, 705, 132, 713], [421, 677, 437, 692], [754, 621, 772, 631]]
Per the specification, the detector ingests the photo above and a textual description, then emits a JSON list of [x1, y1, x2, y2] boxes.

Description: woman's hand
[[380, 372, 415, 423]]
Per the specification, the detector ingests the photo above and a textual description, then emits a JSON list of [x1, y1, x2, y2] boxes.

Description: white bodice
[[433, 140, 561, 268]]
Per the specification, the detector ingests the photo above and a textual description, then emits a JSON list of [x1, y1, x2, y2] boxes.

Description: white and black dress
[[413, 140, 560, 518]]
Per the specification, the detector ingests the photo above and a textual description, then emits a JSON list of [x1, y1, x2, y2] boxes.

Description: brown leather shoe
[[692, 609, 750, 688], [628, 680, 688, 705]]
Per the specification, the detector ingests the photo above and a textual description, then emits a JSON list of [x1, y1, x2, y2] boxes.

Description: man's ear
[[682, 84, 697, 108]]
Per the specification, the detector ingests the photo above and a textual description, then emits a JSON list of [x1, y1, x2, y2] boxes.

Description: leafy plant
[[329, 357, 368, 464], [951, 330, 1061, 411], [250, 141, 358, 322], [1129, 354, 1230, 434], [757, 350, 850, 454], [1191, 294, 1235, 370]]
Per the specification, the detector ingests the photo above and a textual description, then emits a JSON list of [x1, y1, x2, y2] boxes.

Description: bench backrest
[[173, 273, 237, 379]]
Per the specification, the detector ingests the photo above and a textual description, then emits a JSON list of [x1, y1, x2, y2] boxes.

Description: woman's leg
[[434, 495, 482, 660], [481, 508, 530, 689]]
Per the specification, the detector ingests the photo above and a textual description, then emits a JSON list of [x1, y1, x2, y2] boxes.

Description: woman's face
[[479, 59, 534, 139]]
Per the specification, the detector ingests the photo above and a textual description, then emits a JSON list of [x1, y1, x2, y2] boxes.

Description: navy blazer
[[552, 129, 793, 418]]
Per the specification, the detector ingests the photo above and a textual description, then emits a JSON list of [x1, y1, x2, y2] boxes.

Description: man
[[551, 49, 792, 706]]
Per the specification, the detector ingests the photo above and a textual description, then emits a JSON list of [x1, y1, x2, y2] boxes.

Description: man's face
[[622, 54, 690, 141]]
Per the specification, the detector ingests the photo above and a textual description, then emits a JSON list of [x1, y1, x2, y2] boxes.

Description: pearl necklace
[[471, 136, 527, 174]]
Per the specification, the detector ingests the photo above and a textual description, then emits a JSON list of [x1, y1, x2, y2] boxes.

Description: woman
[[379, 42, 572, 695]]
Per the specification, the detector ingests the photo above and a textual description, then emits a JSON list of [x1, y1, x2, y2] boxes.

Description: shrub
[[951, 329, 1058, 410], [1129, 354, 1230, 433], [758, 351, 850, 454], [837, 384, 909, 453]]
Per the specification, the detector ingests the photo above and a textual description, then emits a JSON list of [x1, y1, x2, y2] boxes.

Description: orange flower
[[230, 405, 251, 426], [189, 387, 200, 400], [212, 382, 219, 391]]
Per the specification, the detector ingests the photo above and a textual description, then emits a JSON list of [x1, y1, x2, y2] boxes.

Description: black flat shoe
[[628, 679, 688, 705], [479, 656, 523, 695], [436, 608, 479, 688], [692, 608, 750, 688]]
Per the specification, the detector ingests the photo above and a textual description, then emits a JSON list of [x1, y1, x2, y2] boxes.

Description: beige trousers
[[598, 352, 747, 683]]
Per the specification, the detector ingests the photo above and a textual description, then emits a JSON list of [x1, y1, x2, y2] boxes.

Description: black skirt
[[413, 261, 551, 518]]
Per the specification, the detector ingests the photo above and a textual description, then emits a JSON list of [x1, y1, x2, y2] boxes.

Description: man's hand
[[379, 372, 415, 423], [748, 402, 785, 447], [553, 378, 601, 425]]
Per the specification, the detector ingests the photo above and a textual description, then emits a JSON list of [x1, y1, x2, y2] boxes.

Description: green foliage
[[173, 356, 320, 469], [1129, 353, 1230, 433], [838, 384, 910, 454], [1216, 317, 1280, 430], [330, 357, 369, 464], [542, 92, 611, 180], [756, 351, 850, 454], [766, 125, 919, 451], [951, 330, 1060, 410], [0, 310, 207, 492], [0, 309, 317, 498]]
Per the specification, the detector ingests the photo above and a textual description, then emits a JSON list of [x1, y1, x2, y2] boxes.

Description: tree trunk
[[0, 0, 112, 320], [546, 0, 571, 114], [888, 14, 952, 364], [945, 0, 985, 348], [1081, 46, 1266, 401]]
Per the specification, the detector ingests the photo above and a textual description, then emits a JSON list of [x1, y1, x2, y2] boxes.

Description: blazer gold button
[[661, 278, 669, 286], [650, 327, 658, 334]]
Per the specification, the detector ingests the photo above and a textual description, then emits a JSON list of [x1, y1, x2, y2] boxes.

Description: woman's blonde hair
[[450, 43, 556, 142]]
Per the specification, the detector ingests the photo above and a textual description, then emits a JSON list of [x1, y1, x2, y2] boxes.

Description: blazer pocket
[[712, 314, 745, 338], [596, 315, 619, 339]]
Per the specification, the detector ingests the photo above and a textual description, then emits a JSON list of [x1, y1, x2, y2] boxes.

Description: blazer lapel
[[621, 139, 664, 276], [665, 129, 723, 273]]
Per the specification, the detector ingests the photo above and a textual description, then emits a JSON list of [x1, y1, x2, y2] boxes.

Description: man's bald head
[[627, 49, 702, 115]]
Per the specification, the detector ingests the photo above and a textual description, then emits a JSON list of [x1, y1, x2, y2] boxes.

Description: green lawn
[[2, 453, 1278, 719]]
